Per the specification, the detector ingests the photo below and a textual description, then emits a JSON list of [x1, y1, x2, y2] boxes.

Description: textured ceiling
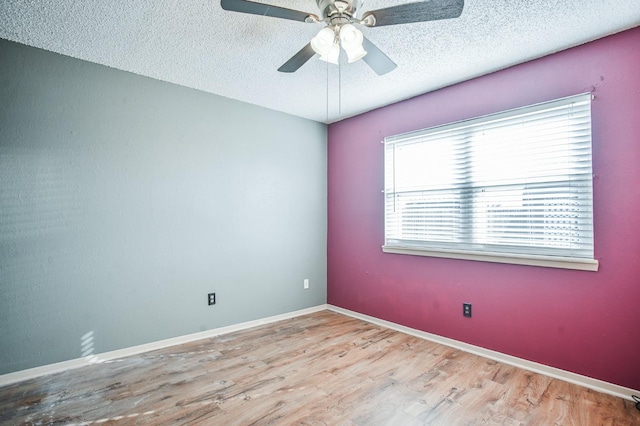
[[1, 1, 639, 123]]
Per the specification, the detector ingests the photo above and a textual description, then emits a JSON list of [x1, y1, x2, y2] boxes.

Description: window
[[383, 93, 598, 271]]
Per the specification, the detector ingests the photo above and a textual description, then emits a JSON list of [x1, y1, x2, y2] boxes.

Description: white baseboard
[[0, 304, 329, 388], [327, 305, 639, 402], [3, 303, 637, 403]]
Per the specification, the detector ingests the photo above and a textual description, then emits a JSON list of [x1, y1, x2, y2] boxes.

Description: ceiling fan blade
[[278, 43, 316, 73], [362, 0, 464, 27], [221, 0, 314, 22], [361, 37, 397, 75]]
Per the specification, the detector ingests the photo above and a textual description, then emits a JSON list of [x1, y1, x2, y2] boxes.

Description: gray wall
[[0, 39, 327, 375]]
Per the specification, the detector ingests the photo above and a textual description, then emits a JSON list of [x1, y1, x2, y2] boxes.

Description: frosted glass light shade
[[311, 27, 337, 56], [319, 42, 340, 64], [339, 24, 367, 63], [344, 44, 367, 63]]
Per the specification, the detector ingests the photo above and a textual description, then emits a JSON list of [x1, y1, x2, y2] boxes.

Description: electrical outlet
[[463, 303, 472, 318], [208, 293, 216, 306], [303, 279, 309, 289]]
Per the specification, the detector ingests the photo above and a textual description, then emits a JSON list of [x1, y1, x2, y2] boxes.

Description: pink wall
[[327, 27, 640, 390]]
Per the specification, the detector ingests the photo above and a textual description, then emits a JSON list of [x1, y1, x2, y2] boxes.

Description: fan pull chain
[[326, 57, 329, 122], [338, 57, 342, 117]]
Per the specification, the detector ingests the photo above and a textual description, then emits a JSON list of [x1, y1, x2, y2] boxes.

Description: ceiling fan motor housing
[[316, 0, 361, 21]]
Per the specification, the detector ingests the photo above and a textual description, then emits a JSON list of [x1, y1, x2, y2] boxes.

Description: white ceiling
[[1, 1, 639, 123]]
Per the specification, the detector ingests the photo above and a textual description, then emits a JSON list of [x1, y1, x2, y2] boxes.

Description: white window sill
[[381, 245, 599, 272]]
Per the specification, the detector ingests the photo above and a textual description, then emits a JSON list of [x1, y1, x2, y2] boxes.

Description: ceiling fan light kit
[[310, 24, 367, 65], [220, 0, 465, 74]]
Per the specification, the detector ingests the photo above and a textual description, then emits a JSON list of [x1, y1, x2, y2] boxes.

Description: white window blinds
[[383, 93, 596, 268]]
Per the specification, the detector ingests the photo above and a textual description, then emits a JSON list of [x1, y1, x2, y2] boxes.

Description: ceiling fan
[[220, 0, 464, 75]]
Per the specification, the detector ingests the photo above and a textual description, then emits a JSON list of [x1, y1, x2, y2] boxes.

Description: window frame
[[382, 93, 599, 272]]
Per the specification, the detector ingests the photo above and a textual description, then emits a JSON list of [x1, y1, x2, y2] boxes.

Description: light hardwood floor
[[1, 310, 638, 425]]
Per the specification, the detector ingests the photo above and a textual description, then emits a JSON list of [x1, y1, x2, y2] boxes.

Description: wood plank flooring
[[1, 310, 639, 425]]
